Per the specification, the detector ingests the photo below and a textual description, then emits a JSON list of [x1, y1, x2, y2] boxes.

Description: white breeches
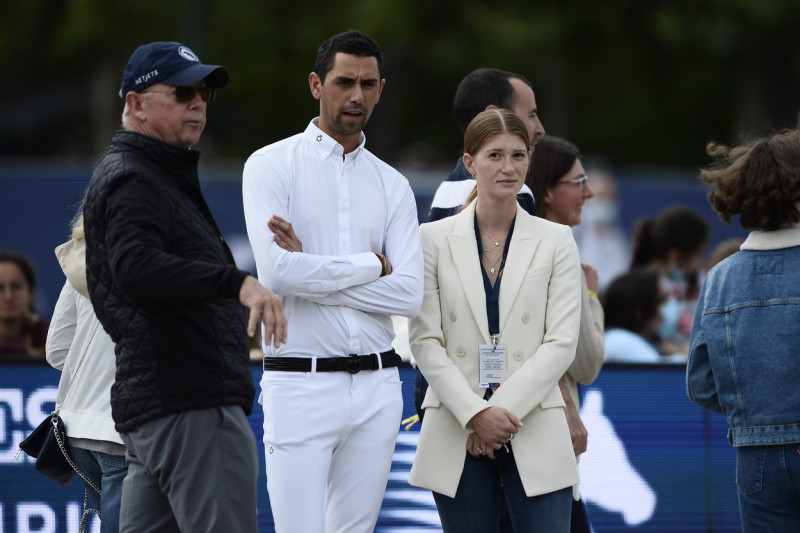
[[260, 367, 403, 533]]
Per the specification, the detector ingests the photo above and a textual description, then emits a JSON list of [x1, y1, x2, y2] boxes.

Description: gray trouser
[[119, 405, 258, 533]]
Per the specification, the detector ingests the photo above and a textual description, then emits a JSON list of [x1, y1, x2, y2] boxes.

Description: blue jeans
[[70, 447, 127, 533], [737, 443, 800, 532], [499, 493, 593, 532], [433, 446, 572, 533]]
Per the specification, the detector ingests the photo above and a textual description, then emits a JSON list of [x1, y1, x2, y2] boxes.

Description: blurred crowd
[[2, 172, 735, 366]]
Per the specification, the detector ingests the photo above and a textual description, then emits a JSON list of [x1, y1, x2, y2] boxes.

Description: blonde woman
[[409, 109, 582, 532], [46, 214, 126, 531]]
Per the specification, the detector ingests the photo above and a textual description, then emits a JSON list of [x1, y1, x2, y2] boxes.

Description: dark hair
[[701, 130, 800, 231], [526, 136, 581, 220], [630, 206, 710, 268], [602, 270, 661, 334], [453, 68, 533, 134], [0, 250, 38, 312], [314, 29, 384, 84]]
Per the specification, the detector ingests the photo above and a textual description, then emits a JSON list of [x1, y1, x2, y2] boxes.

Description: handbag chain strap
[[53, 320, 104, 498], [52, 413, 101, 494]]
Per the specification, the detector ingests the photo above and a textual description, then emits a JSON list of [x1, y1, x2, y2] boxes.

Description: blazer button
[[521, 313, 530, 324], [449, 312, 457, 322], [513, 351, 524, 361], [456, 347, 466, 358]]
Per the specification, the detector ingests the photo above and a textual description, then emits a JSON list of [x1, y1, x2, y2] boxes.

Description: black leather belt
[[263, 350, 401, 374]]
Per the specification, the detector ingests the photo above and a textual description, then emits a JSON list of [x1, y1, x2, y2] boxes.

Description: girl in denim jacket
[[687, 129, 800, 532]]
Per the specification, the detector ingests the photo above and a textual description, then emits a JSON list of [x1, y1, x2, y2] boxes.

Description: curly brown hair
[[701, 130, 800, 232]]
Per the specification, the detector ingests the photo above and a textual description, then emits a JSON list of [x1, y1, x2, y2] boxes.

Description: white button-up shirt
[[243, 119, 423, 357]]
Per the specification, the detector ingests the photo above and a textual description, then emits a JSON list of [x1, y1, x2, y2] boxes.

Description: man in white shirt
[[242, 30, 423, 533]]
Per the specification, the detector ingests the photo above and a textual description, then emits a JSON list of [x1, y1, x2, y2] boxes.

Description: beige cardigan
[[565, 269, 605, 410]]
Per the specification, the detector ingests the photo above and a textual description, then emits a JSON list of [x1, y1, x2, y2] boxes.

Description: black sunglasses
[[144, 85, 216, 103]]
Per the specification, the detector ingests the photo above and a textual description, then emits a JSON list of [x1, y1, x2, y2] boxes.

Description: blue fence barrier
[[2, 362, 740, 532]]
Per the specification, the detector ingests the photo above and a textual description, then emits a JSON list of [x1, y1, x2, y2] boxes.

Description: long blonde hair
[[71, 213, 85, 241]]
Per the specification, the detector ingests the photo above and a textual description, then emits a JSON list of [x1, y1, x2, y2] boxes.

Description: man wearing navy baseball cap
[[119, 41, 230, 98], [82, 41, 287, 532], [115, 41, 231, 148]]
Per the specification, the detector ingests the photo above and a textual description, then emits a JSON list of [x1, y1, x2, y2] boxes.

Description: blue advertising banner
[[1, 362, 740, 532]]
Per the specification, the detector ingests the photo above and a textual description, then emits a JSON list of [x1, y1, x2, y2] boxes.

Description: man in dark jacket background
[[83, 41, 286, 533]]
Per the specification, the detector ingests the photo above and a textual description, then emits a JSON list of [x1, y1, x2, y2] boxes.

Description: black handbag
[[19, 412, 76, 485], [18, 322, 101, 491]]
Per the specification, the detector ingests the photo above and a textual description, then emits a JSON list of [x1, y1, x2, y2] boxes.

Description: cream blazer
[[408, 201, 582, 498]]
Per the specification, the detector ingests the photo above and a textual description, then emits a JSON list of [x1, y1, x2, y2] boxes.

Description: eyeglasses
[[142, 85, 216, 103], [556, 174, 589, 192]]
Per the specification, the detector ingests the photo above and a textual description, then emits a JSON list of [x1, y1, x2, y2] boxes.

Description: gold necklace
[[478, 226, 507, 250], [483, 251, 503, 275]]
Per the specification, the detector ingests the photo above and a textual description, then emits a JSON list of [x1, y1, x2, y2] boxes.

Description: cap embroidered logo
[[178, 46, 199, 62]]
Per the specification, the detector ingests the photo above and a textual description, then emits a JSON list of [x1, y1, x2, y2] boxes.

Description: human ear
[[374, 79, 386, 104], [543, 187, 555, 207], [462, 153, 475, 177], [125, 91, 148, 122], [308, 72, 322, 100]]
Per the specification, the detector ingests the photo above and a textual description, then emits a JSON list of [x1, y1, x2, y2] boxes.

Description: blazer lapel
[[498, 205, 541, 335], [446, 202, 490, 342]]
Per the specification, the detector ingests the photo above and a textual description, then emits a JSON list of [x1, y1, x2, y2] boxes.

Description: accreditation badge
[[478, 342, 507, 388]]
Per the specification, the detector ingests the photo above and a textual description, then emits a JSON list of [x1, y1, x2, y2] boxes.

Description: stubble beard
[[331, 113, 367, 137]]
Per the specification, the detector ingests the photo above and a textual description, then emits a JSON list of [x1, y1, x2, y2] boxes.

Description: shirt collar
[[741, 223, 800, 250], [305, 118, 366, 161]]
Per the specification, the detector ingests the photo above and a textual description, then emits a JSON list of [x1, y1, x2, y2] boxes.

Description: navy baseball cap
[[119, 41, 230, 98]]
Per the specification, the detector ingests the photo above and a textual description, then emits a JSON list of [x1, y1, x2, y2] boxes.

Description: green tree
[[2, 0, 799, 169]]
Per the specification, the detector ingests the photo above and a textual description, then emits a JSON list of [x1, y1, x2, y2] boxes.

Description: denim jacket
[[687, 226, 800, 446]]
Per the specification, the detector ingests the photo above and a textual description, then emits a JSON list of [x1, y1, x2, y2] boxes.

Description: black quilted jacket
[[84, 130, 254, 432]]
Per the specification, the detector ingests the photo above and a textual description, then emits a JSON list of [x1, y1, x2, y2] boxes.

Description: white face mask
[[582, 199, 619, 225], [658, 297, 681, 341]]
